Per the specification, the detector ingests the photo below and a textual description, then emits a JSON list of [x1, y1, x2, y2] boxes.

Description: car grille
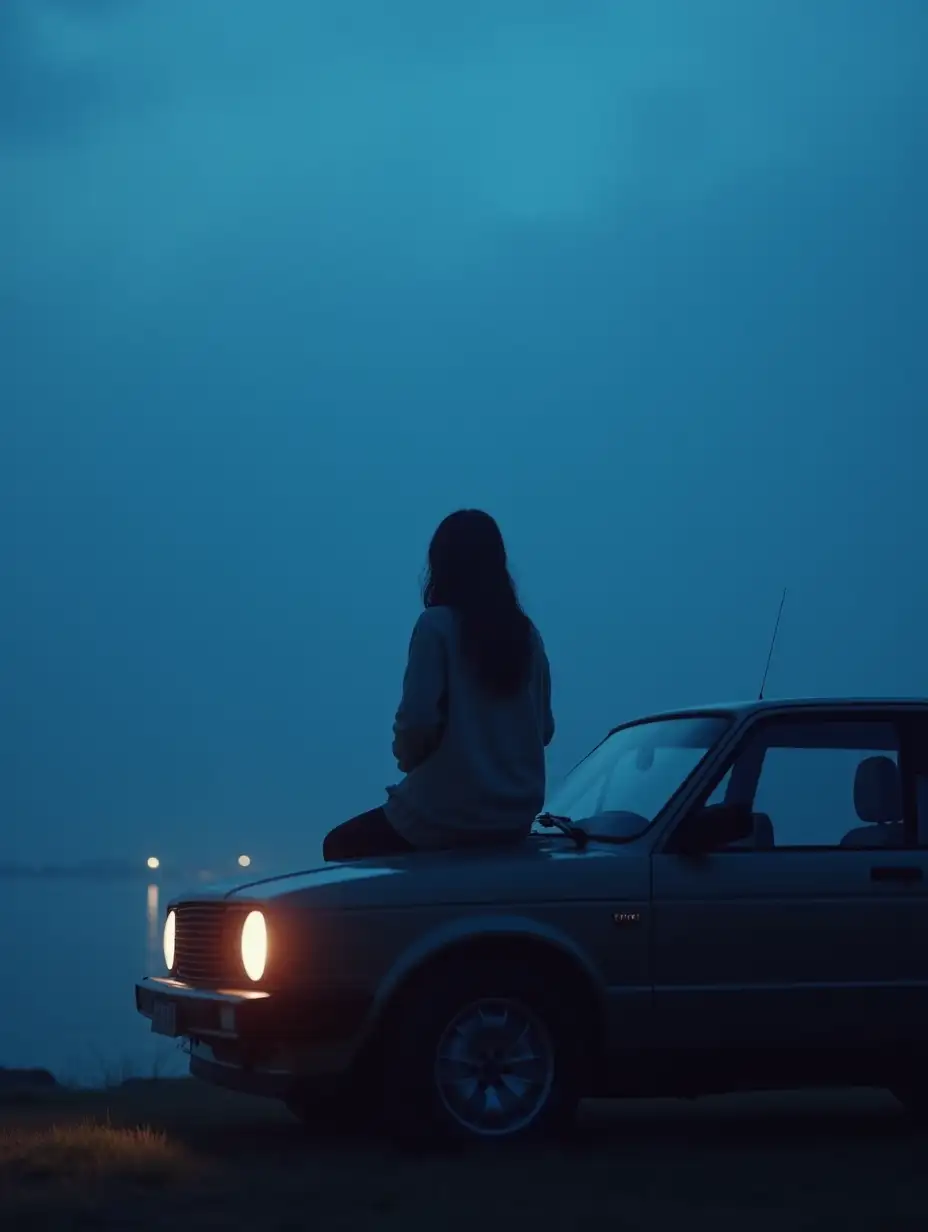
[[173, 902, 248, 986]]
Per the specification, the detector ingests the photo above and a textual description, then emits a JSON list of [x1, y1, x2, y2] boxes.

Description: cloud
[[2, 0, 924, 318]]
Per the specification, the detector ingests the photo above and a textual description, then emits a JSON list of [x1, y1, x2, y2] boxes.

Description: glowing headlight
[[163, 910, 176, 971], [241, 910, 267, 982]]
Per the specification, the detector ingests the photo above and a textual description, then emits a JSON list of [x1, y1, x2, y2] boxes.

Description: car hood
[[220, 836, 646, 909]]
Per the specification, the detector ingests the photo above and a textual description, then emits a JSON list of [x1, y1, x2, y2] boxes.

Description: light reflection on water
[[0, 876, 189, 1086], [146, 882, 160, 972]]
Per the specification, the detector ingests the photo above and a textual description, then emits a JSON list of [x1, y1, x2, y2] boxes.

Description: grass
[[0, 1120, 191, 1184], [2, 1082, 928, 1230], [0, 1102, 202, 1230]]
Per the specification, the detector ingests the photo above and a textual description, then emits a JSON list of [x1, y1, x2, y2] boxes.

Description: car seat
[[839, 755, 903, 848]]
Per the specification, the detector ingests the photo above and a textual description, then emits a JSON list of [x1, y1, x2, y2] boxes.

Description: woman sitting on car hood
[[322, 509, 555, 862]]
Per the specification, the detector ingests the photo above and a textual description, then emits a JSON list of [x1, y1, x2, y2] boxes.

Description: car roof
[[615, 697, 928, 729]]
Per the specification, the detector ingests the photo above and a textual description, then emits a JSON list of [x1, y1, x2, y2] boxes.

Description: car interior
[[838, 755, 904, 848], [721, 753, 904, 851]]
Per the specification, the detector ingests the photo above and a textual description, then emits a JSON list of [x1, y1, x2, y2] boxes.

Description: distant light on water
[[146, 856, 160, 870], [238, 854, 252, 868]]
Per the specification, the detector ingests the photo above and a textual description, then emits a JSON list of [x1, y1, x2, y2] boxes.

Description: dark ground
[[2, 1081, 927, 1231]]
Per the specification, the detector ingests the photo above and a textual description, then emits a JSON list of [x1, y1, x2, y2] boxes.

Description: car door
[[907, 712, 928, 1002], [650, 709, 928, 1050]]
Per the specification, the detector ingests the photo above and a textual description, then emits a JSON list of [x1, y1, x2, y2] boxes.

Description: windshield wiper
[[534, 812, 590, 849]]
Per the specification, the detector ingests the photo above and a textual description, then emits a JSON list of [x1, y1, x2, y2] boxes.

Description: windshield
[[538, 714, 732, 841]]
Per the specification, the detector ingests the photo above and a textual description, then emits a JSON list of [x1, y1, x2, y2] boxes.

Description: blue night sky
[[3, 0, 926, 866]]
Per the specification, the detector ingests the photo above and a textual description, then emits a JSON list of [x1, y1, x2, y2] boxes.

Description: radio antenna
[[758, 587, 788, 701]]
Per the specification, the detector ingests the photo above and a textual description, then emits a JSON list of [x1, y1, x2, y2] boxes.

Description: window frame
[[665, 707, 922, 853]]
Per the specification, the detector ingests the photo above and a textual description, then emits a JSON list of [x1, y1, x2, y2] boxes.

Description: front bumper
[[135, 977, 373, 1089]]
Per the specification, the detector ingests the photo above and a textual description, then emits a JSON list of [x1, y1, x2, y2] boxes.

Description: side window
[[705, 767, 732, 808], [733, 718, 902, 849], [911, 720, 928, 846]]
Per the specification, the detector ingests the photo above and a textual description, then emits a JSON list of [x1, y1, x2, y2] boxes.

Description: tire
[[378, 957, 586, 1147]]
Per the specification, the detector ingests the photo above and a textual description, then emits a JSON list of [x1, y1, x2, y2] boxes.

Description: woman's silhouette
[[322, 509, 555, 861]]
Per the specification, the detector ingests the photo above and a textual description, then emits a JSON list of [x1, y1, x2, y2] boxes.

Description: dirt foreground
[[1, 1080, 927, 1231]]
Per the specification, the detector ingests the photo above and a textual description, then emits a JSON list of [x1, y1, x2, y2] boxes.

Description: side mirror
[[671, 803, 753, 856]]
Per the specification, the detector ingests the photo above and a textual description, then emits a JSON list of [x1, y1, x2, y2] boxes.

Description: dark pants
[[322, 807, 414, 862]]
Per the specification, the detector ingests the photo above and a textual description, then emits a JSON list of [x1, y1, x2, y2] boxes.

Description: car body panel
[[223, 839, 641, 907], [136, 695, 928, 1107], [652, 848, 928, 1048], [342, 897, 652, 1047], [252, 848, 654, 1047]]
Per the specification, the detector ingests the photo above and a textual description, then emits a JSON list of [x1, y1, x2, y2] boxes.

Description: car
[[136, 696, 928, 1144]]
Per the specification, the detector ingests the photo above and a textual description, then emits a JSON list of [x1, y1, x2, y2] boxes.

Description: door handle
[[870, 865, 923, 884]]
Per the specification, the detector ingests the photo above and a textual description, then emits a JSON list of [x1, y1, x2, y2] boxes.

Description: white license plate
[[151, 999, 178, 1037]]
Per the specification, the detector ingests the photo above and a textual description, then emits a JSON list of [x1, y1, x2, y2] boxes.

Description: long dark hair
[[422, 509, 533, 697]]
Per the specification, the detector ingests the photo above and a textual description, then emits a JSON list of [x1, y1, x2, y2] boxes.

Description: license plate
[[151, 999, 178, 1037]]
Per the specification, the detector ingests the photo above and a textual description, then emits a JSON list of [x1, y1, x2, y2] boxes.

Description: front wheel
[[379, 959, 585, 1146]]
